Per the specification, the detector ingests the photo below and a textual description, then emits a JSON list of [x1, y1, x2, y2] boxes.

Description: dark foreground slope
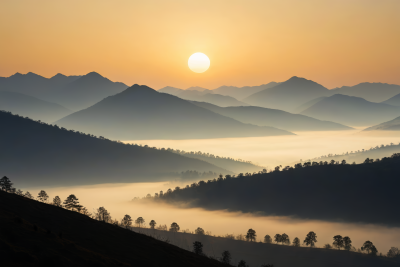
[[0, 191, 227, 267], [131, 228, 399, 267], [56, 85, 293, 140], [157, 155, 400, 226], [192, 101, 351, 131], [0, 111, 228, 188]]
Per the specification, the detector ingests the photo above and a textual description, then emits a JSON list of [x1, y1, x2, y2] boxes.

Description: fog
[[125, 129, 400, 168], [28, 182, 400, 254]]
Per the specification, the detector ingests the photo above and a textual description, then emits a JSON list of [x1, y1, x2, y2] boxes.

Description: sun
[[188, 53, 210, 73]]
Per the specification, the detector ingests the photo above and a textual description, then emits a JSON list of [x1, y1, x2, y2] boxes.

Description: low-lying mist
[[125, 129, 400, 168], [27, 182, 400, 254]]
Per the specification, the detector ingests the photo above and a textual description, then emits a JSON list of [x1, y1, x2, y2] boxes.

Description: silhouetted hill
[[42, 72, 128, 111], [0, 72, 80, 97], [381, 93, 400, 106], [156, 154, 400, 226], [0, 91, 72, 122], [0, 72, 128, 111], [212, 82, 279, 100], [56, 85, 293, 140], [0, 111, 229, 188], [330, 83, 400, 102], [132, 227, 399, 267], [300, 94, 400, 126], [293, 96, 327, 113], [0, 190, 228, 267], [363, 116, 400, 131], [244, 77, 329, 112], [192, 101, 351, 131], [310, 142, 400, 165]]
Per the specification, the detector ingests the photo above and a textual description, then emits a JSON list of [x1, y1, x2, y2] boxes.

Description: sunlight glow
[[188, 53, 210, 73]]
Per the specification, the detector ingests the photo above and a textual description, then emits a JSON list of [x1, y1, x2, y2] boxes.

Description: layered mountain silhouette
[[0, 91, 72, 122], [293, 96, 327, 113], [0, 72, 128, 111], [212, 82, 279, 100], [0, 111, 229, 187], [381, 93, 400, 106], [330, 83, 400, 102], [192, 101, 352, 131], [244, 77, 329, 112], [0, 191, 228, 267], [56, 85, 293, 140], [363, 116, 400, 131], [300, 94, 400, 126], [41, 72, 128, 111]]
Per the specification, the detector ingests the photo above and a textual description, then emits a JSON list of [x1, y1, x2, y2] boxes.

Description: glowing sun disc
[[188, 53, 210, 73]]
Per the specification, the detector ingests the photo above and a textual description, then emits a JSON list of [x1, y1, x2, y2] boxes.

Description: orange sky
[[1, 0, 399, 89]]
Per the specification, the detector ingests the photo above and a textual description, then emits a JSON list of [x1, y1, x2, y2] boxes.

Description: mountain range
[[0, 111, 230, 188], [363, 116, 400, 131], [300, 94, 400, 126], [191, 101, 352, 131], [55, 85, 293, 140], [0, 91, 72, 122], [331, 83, 400, 102]]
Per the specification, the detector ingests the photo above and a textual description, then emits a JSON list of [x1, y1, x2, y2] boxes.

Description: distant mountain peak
[[51, 73, 67, 79], [85, 71, 105, 78], [121, 84, 157, 95]]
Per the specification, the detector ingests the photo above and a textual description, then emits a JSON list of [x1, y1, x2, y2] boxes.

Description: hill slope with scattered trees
[[153, 154, 400, 226]]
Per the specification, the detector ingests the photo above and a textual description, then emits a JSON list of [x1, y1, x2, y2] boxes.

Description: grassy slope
[[0, 190, 228, 267]]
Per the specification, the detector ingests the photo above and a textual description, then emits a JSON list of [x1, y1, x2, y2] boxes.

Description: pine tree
[[63, 194, 82, 211], [53, 196, 62, 207], [24, 191, 33, 199], [292, 237, 301, 247], [37, 190, 49, 202], [0, 176, 13, 192], [193, 241, 203, 255], [246, 228, 256, 242], [121, 215, 132, 228], [149, 220, 157, 229], [169, 222, 180, 232]]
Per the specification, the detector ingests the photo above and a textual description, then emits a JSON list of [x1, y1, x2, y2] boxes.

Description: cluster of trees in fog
[[167, 148, 254, 164]]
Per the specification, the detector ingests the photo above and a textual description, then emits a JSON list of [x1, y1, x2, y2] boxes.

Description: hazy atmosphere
[[1, 1, 400, 267]]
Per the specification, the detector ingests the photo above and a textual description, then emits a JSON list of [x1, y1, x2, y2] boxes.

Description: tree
[[0, 176, 13, 192], [387, 247, 400, 258], [63, 194, 82, 211], [121, 215, 132, 228], [281, 233, 290, 245], [15, 189, 24, 196], [238, 260, 249, 267], [264, 235, 272, 243], [135, 217, 145, 228], [303, 231, 317, 247], [149, 220, 157, 229], [53, 196, 62, 207], [292, 237, 300, 247], [343, 236, 352, 251], [333, 235, 344, 250], [37, 190, 49, 203], [80, 207, 91, 216], [24, 191, 33, 199], [323, 244, 332, 249], [361, 241, 378, 255], [195, 227, 205, 235], [169, 222, 180, 232], [193, 241, 203, 255], [274, 234, 282, 244], [95, 207, 112, 223], [246, 228, 256, 242], [221, 250, 231, 265]]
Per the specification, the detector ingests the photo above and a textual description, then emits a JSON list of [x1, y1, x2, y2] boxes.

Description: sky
[[1, 0, 399, 89]]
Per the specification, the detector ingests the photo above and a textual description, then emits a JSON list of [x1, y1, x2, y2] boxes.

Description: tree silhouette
[[95, 207, 111, 223], [292, 237, 300, 247], [53, 196, 62, 207], [387, 247, 400, 258], [281, 233, 289, 245], [135, 217, 145, 228], [169, 222, 180, 232], [24, 191, 33, 199], [274, 234, 282, 244], [0, 176, 13, 192], [195, 227, 205, 235], [63, 194, 82, 211], [238, 260, 249, 267], [149, 220, 156, 229], [361, 240, 378, 255], [323, 244, 332, 249], [15, 189, 24, 196], [245, 228, 256, 242], [37, 190, 49, 203], [193, 241, 203, 255], [221, 250, 231, 265], [333, 235, 344, 250], [80, 207, 91, 216], [121, 215, 132, 228], [264, 235, 272, 243], [343, 236, 352, 251], [303, 231, 317, 247]]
